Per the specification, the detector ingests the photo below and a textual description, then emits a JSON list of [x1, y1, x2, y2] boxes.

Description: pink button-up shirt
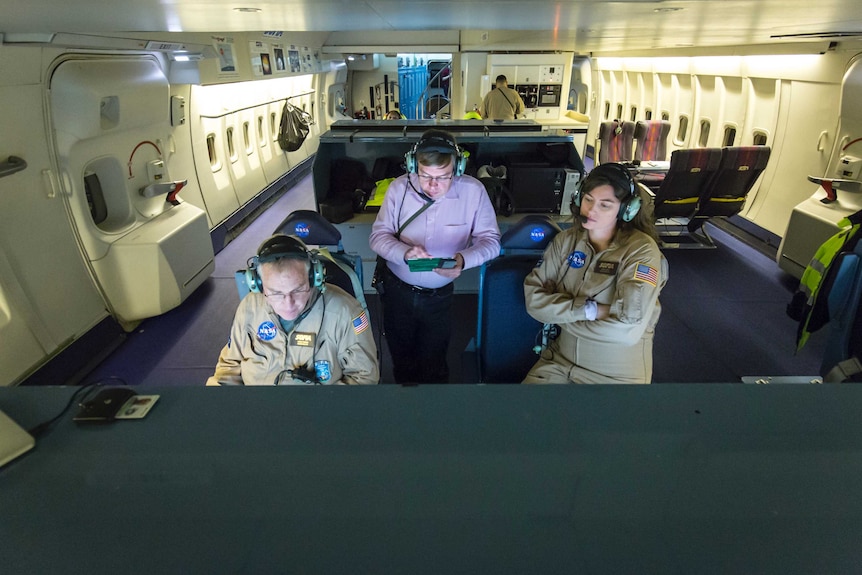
[[369, 173, 501, 289]]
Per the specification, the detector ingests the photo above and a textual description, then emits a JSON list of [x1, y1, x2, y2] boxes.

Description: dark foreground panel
[[2, 384, 861, 574]]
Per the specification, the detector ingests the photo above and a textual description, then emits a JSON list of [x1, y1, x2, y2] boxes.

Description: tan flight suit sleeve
[[524, 232, 593, 325], [206, 299, 251, 386], [525, 230, 667, 346], [332, 306, 379, 385], [576, 238, 666, 346]]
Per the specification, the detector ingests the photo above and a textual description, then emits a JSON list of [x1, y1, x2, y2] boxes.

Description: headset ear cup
[[404, 150, 416, 174], [309, 253, 325, 289], [621, 194, 642, 222], [455, 153, 467, 176], [454, 146, 467, 176], [245, 267, 262, 293]]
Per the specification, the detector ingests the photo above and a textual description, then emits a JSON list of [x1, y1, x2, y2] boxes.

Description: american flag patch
[[353, 311, 370, 335], [633, 263, 658, 286]]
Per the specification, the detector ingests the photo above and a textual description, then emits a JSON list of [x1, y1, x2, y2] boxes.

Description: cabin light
[[654, 7, 682, 12], [234, 7, 262, 13], [170, 51, 204, 62]]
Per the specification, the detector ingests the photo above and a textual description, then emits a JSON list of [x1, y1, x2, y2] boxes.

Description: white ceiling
[[2, 0, 862, 54]]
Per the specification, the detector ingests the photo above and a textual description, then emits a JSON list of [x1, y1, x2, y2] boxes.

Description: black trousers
[[381, 273, 454, 384]]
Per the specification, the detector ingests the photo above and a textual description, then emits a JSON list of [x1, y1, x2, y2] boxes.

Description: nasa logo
[[293, 222, 310, 238], [568, 250, 587, 269], [257, 321, 278, 341], [529, 227, 545, 243], [315, 360, 331, 382]]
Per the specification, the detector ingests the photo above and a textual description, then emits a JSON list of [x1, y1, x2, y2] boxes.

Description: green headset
[[244, 234, 325, 294], [573, 162, 641, 222], [404, 129, 467, 177]]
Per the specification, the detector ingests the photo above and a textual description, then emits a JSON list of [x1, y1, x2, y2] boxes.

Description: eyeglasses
[[417, 173, 454, 183], [263, 285, 311, 302]]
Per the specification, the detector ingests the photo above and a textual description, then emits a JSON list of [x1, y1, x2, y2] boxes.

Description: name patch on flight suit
[[290, 332, 316, 347], [596, 260, 619, 275]]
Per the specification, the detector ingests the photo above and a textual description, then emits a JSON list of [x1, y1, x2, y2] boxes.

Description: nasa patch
[[257, 321, 278, 341], [315, 360, 332, 383], [293, 222, 310, 238], [529, 227, 546, 243], [567, 250, 587, 269]]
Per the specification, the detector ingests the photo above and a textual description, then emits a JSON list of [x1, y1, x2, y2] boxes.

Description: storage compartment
[[312, 120, 585, 218]]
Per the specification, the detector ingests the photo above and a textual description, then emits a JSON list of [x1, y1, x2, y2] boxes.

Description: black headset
[[404, 129, 467, 176], [243, 234, 325, 294], [572, 162, 641, 222]]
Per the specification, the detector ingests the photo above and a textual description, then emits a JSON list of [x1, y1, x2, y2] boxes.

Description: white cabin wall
[[349, 55, 400, 118], [591, 51, 854, 238], [460, 52, 487, 115], [186, 74, 320, 229], [777, 52, 862, 276], [0, 32, 329, 385], [693, 74, 724, 148], [0, 45, 109, 386]]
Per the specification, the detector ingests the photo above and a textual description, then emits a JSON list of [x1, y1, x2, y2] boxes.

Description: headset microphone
[[408, 174, 435, 203], [578, 214, 589, 223]]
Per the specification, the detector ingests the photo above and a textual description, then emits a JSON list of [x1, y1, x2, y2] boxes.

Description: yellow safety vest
[[793, 215, 862, 350]]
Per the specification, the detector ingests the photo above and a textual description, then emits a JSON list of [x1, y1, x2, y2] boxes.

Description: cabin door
[[48, 55, 214, 328]]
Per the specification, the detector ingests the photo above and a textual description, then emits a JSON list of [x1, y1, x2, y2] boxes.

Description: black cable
[[26, 377, 128, 438]]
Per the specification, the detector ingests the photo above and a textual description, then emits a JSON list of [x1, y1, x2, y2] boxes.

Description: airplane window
[[257, 116, 266, 147], [271, 112, 278, 141], [616, 103, 623, 119], [661, 111, 669, 121], [630, 106, 637, 121], [604, 101, 610, 119], [699, 120, 711, 147], [226, 127, 236, 161], [676, 115, 689, 143], [206, 134, 218, 168], [243, 122, 252, 154], [753, 131, 768, 146], [645, 109, 653, 120], [723, 126, 737, 147]]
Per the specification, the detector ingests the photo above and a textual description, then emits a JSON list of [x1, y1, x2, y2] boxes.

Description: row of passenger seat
[[597, 119, 671, 164], [597, 120, 772, 245], [642, 145, 772, 246]]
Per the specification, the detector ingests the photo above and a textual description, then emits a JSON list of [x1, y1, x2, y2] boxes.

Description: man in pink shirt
[[370, 129, 501, 383]]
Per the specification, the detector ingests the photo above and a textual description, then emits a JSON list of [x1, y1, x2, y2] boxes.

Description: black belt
[[386, 271, 453, 296]]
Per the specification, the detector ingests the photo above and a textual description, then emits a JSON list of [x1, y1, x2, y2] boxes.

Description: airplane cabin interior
[[3, 0, 862, 571]]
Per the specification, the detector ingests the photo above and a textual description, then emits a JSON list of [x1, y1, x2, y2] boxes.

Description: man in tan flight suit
[[207, 235, 379, 385], [481, 74, 525, 120]]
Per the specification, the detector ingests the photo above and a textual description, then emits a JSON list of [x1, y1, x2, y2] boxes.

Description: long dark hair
[[573, 168, 659, 243]]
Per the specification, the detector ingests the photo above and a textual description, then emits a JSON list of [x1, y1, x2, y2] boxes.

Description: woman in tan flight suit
[[523, 163, 668, 384]]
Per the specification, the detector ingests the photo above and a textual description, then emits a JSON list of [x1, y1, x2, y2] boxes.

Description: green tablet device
[[407, 258, 457, 272]]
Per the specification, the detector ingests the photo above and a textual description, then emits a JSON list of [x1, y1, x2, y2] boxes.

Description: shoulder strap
[[395, 200, 433, 239], [498, 88, 516, 114]]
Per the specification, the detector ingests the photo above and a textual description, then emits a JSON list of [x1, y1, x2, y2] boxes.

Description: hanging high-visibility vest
[[788, 208, 862, 350]]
